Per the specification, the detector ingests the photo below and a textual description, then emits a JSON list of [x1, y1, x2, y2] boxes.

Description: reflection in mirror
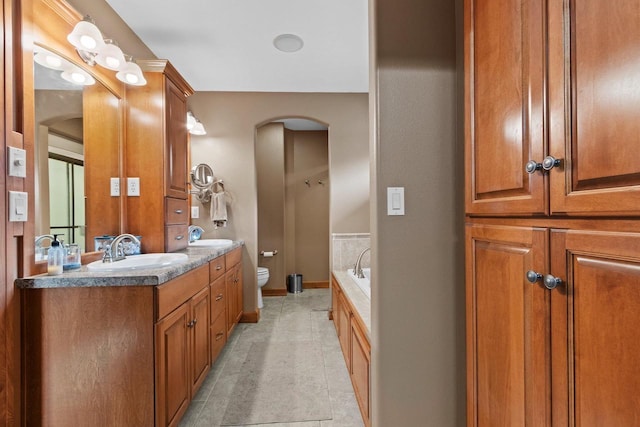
[[190, 163, 215, 203], [34, 46, 122, 261]]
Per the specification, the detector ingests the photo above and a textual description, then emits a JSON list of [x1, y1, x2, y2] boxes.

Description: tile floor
[[180, 289, 365, 427]]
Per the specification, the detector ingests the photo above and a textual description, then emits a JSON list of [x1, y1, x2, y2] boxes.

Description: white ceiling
[[104, 0, 370, 93]]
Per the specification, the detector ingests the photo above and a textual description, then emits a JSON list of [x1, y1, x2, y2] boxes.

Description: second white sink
[[189, 239, 233, 248], [86, 253, 189, 272]]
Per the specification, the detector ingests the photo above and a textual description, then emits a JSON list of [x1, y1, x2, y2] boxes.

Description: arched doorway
[[255, 117, 330, 297]]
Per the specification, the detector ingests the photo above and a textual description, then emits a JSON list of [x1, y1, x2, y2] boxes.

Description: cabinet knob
[[526, 160, 542, 174], [175, 209, 183, 214], [175, 235, 184, 240], [542, 156, 562, 171], [526, 270, 543, 283], [543, 274, 562, 290], [216, 265, 222, 270], [187, 320, 194, 328], [215, 294, 223, 301], [215, 332, 224, 341]]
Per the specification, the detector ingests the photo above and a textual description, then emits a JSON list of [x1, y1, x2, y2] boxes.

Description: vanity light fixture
[[116, 56, 147, 86], [34, 50, 65, 70], [67, 15, 146, 86], [186, 111, 196, 131], [190, 120, 207, 136], [61, 66, 96, 86]]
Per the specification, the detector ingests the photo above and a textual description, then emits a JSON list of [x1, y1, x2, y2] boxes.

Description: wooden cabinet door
[[338, 292, 352, 370], [548, 1, 640, 215], [225, 268, 238, 334], [165, 78, 188, 199], [466, 224, 550, 426], [465, 0, 547, 215], [190, 287, 210, 396], [550, 230, 640, 426], [155, 303, 190, 427], [234, 263, 243, 324], [350, 318, 371, 427]]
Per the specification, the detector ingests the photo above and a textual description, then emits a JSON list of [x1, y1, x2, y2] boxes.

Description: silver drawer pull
[[215, 332, 224, 341], [175, 235, 184, 240], [216, 265, 222, 271], [175, 209, 183, 214], [215, 294, 223, 301]]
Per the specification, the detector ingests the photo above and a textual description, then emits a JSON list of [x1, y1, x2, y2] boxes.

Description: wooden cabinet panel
[[225, 261, 243, 334], [156, 265, 209, 320], [155, 303, 190, 427], [210, 256, 226, 281], [210, 310, 227, 363], [466, 224, 549, 426], [331, 278, 340, 334], [210, 274, 226, 321], [351, 319, 370, 426], [550, 230, 640, 426], [548, 1, 640, 215], [165, 197, 189, 225], [165, 224, 188, 252], [338, 292, 352, 369], [465, 0, 546, 215], [190, 287, 210, 395], [165, 78, 188, 199]]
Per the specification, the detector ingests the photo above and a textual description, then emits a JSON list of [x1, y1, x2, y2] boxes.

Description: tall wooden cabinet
[[465, 0, 640, 425], [125, 60, 194, 253]]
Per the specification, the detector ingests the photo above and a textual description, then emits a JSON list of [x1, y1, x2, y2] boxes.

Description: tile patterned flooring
[[180, 289, 365, 427]]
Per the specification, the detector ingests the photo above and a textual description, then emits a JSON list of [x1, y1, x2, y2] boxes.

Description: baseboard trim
[[240, 309, 260, 323], [263, 289, 288, 297], [303, 280, 329, 289]]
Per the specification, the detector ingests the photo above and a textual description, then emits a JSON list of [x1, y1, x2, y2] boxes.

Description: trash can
[[287, 274, 303, 293]]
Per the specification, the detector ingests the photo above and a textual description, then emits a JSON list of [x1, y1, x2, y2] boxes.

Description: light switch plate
[[8, 147, 27, 178], [191, 206, 200, 219], [387, 187, 405, 216], [127, 177, 140, 196], [9, 191, 28, 222]]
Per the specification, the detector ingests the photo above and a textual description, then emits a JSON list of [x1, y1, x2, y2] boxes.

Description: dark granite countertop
[[15, 241, 244, 289]]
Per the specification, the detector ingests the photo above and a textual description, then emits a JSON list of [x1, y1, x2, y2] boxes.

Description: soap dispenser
[[47, 234, 64, 276]]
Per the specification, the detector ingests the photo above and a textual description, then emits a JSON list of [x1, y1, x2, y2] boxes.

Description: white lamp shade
[[95, 42, 126, 71], [61, 66, 96, 86], [116, 60, 147, 86], [34, 51, 66, 70], [67, 20, 104, 53], [186, 112, 196, 130], [190, 121, 206, 136]]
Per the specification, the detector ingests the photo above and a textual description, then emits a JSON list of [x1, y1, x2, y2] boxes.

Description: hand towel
[[211, 191, 228, 228]]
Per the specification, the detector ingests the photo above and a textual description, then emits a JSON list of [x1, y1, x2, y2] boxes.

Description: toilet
[[257, 267, 270, 309]]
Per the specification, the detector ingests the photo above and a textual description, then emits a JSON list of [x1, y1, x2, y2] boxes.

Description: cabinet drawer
[[210, 275, 226, 322], [209, 256, 226, 282], [210, 311, 227, 363], [156, 265, 208, 321], [225, 247, 241, 268], [165, 225, 188, 252], [166, 198, 189, 225]]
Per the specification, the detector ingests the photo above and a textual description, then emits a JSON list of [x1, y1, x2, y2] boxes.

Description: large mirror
[[33, 45, 122, 260]]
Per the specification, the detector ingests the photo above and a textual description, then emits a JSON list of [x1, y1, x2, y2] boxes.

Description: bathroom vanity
[[18, 243, 243, 427], [331, 271, 371, 427]]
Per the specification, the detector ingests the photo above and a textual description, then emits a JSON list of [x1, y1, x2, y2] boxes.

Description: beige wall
[[256, 123, 286, 291], [189, 92, 369, 312], [290, 130, 330, 283], [370, 0, 465, 425]]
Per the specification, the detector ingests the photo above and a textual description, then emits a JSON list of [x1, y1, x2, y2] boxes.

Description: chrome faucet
[[353, 247, 371, 279], [103, 234, 141, 263], [188, 225, 205, 243]]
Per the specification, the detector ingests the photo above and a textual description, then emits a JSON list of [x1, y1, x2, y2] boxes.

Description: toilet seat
[[257, 267, 269, 276]]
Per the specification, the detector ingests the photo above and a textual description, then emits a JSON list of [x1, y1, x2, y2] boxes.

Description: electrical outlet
[[110, 177, 120, 196], [127, 177, 140, 196], [191, 206, 200, 219]]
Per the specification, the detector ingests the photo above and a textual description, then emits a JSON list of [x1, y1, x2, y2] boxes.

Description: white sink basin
[[86, 253, 189, 272], [189, 239, 233, 248]]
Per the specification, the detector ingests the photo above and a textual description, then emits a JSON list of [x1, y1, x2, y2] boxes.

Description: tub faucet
[[188, 225, 205, 243], [103, 234, 140, 263], [353, 247, 371, 279]]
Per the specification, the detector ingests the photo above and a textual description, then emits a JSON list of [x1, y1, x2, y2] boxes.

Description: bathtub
[[347, 268, 371, 299]]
